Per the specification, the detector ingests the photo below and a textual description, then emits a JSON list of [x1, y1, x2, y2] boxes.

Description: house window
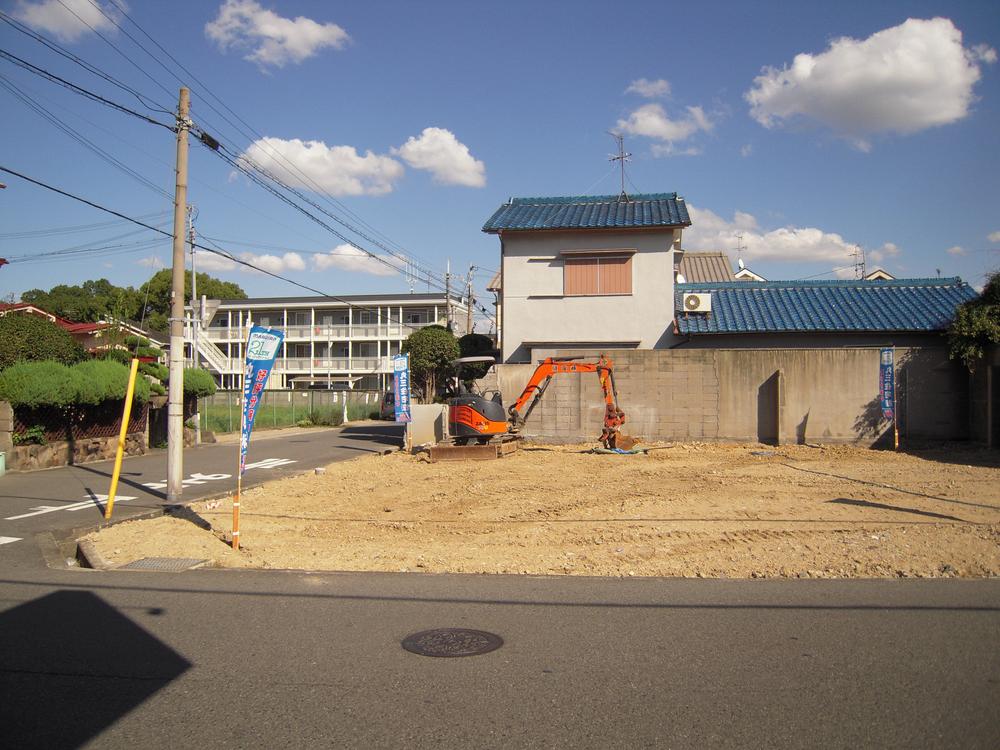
[[563, 253, 633, 296], [357, 310, 377, 324], [405, 310, 426, 324]]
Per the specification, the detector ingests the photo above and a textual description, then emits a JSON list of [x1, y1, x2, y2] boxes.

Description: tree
[[21, 279, 142, 322], [139, 269, 247, 332], [948, 272, 1000, 371], [401, 325, 459, 401], [0, 314, 86, 370], [457, 332, 498, 381]]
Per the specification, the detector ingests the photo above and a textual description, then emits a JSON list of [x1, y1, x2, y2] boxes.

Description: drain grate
[[402, 628, 503, 658], [117, 557, 208, 572]]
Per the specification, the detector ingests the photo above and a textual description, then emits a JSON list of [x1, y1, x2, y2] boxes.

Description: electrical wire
[[0, 48, 175, 130], [0, 165, 466, 334], [0, 211, 168, 239], [0, 10, 172, 114], [0, 74, 172, 200]]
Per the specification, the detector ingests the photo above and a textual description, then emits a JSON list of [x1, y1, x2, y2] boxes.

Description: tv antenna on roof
[[607, 131, 631, 201], [852, 244, 866, 279], [735, 232, 746, 270]]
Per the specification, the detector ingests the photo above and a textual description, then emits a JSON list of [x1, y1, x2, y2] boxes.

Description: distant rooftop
[[483, 193, 690, 233], [678, 251, 734, 283], [675, 278, 977, 335]]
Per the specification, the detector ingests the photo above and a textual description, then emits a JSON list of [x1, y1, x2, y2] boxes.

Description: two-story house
[[482, 193, 691, 362]]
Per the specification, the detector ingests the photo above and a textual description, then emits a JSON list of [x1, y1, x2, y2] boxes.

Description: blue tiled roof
[[483, 193, 690, 232], [675, 278, 977, 334]]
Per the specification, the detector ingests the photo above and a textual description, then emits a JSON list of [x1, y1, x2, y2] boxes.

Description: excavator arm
[[508, 355, 638, 450]]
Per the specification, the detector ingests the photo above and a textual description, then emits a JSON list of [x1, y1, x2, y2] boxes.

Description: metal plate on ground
[[427, 439, 521, 462], [402, 628, 504, 657], [117, 557, 208, 572]]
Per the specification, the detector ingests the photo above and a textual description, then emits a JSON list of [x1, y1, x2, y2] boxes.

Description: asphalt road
[[0, 423, 997, 748], [1, 569, 998, 749], [0, 422, 404, 568]]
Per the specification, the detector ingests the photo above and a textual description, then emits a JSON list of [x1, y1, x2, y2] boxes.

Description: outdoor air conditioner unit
[[682, 292, 712, 313]]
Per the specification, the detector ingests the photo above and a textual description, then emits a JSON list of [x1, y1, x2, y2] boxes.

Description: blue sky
[[1, 0, 998, 322]]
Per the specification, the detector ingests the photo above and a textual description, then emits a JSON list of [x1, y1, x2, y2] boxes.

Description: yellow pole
[[105, 358, 140, 520]]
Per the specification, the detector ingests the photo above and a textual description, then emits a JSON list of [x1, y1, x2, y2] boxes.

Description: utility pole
[[466, 265, 474, 334], [188, 205, 201, 445], [167, 87, 190, 503], [445, 260, 452, 331]]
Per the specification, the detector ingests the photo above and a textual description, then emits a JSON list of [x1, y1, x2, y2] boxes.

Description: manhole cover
[[401, 628, 503, 657], [117, 557, 208, 571]]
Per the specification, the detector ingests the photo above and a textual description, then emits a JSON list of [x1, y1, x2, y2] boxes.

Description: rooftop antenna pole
[[852, 244, 866, 279], [607, 131, 631, 201], [735, 232, 746, 270]]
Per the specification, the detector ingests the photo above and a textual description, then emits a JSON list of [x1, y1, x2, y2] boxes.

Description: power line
[[0, 74, 172, 200], [99, 0, 446, 282], [0, 47, 174, 130], [0, 165, 465, 334], [0, 10, 172, 114], [0, 211, 168, 239]]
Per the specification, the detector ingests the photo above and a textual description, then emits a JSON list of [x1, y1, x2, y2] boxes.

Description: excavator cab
[[447, 356, 508, 444]]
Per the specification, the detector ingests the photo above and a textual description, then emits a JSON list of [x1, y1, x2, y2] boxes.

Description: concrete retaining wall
[[495, 347, 970, 445]]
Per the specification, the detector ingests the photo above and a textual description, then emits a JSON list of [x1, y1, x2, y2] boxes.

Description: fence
[[198, 389, 384, 434]]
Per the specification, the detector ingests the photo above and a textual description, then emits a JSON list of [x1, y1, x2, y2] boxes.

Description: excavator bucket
[[612, 432, 641, 451]]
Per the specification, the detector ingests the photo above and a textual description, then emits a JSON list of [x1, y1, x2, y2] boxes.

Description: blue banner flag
[[879, 348, 895, 422], [240, 326, 284, 474], [392, 353, 412, 423]]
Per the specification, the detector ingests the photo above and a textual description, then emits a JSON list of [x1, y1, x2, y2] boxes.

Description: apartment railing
[[202, 320, 438, 341]]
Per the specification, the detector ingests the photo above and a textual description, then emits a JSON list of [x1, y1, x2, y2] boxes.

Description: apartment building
[[186, 292, 468, 390]]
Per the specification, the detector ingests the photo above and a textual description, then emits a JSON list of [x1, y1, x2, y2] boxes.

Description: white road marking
[[5, 494, 137, 520], [0, 536, 22, 546], [4, 459, 296, 520]]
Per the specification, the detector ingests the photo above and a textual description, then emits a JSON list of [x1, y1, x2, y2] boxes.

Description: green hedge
[[0, 360, 150, 408], [181, 367, 217, 398]]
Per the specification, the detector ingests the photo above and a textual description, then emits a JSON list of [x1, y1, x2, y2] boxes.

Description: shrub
[[0, 314, 86, 370], [12, 425, 47, 445], [149, 381, 166, 396], [71, 359, 150, 405], [0, 361, 76, 407], [100, 348, 132, 366], [140, 362, 169, 382], [181, 367, 217, 398]]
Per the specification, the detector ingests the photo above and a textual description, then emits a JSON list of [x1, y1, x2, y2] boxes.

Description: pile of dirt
[[84, 442, 1000, 578]]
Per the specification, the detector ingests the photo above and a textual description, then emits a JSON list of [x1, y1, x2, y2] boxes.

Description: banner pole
[[893, 347, 899, 451], [105, 358, 140, 520], [233, 363, 245, 550]]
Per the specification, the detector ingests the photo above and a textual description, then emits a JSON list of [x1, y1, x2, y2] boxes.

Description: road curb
[[76, 538, 112, 570]]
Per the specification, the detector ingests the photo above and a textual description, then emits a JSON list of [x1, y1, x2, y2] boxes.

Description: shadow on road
[[339, 424, 404, 447], [0, 590, 190, 749]]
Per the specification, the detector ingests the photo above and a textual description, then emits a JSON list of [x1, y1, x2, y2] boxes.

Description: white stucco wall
[[499, 228, 679, 362]]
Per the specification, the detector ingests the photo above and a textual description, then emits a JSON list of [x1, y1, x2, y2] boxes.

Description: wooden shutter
[[564, 258, 600, 295]]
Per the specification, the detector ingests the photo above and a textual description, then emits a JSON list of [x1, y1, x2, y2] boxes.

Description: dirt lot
[[85, 441, 1000, 578]]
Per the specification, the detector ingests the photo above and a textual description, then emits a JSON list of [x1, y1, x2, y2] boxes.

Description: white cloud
[[247, 251, 305, 274], [193, 249, 237, 272], [945, 245, 966, 256], [240, 137, 404, 196], [13, 0, 120, 42], [626, 78, 671, 98], [740, 144, 753, 157], [205, 0, 349, 68], [137, 255, 165, 269], [192, 249, 306, 274], [988, 231, 1000, 243], [616, 104, 713, 156], [685, 205, 899, 266], [313, 245, 398, 277], [745, 18, 996, 148], [393, 128, 486, 187]]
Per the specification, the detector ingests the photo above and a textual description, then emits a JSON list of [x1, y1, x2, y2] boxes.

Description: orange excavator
[[447, 354, 640, 450]]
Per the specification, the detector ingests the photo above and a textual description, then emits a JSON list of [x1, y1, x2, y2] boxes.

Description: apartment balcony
[[202, 322, 433, 342], [187, 356, 391, 374]]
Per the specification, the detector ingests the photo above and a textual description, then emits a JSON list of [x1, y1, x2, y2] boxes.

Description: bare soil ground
[[85, 442, 1000, 578]]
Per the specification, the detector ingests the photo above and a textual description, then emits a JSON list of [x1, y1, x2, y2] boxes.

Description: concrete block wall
[[495, 346, 971, 445]]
